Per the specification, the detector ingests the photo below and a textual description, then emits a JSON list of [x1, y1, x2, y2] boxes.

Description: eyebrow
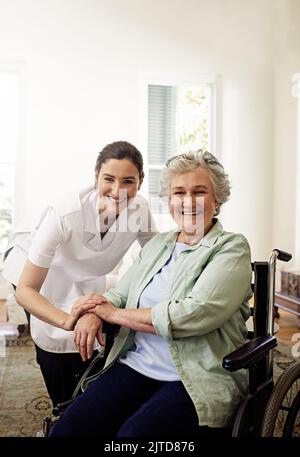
[[103, 174, 136, 180], [172, 185, 208, 190]]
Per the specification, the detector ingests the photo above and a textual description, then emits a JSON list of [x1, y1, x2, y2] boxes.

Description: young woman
[[3, 141, 157, 407]]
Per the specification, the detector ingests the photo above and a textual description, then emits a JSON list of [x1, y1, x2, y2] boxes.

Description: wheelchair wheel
[[261, 362, 300, 436]]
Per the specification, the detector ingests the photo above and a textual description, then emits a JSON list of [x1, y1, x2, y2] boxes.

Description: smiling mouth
[[106, 196, 127, 203], [181, 211, 202, 215]]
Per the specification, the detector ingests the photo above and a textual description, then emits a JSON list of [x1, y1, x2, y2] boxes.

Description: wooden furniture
[[274, 291, 300, 329]]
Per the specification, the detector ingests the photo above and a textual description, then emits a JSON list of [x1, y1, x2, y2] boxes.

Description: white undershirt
[[119, 242, 187, 381]]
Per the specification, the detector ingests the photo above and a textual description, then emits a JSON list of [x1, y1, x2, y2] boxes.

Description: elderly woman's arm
[[88, 301, 156, 334], [152, 235, 252, 340], [87, 235, 251, 338]]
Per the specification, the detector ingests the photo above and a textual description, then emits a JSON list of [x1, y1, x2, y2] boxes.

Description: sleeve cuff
[[151, 299, 172, 339], [28, 251, 53, 269], [103, 290, 123, 308]]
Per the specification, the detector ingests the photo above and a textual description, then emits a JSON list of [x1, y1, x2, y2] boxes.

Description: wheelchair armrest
[[222, 335, 277, 372]]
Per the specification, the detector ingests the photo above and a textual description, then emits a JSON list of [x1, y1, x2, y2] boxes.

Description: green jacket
[[83, 220, 252, 427]]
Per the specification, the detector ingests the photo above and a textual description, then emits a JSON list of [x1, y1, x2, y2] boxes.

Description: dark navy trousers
[[50, 363, 221, 438]]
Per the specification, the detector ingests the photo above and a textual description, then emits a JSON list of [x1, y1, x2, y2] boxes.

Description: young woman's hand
[[72, 294, 107, 317], [73, 314, 105, 361], [63, 294, 108, 331]]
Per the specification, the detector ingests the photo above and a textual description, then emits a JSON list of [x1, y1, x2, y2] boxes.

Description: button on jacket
[[84, 220, 252, 428], [3, 186, 156, 353]]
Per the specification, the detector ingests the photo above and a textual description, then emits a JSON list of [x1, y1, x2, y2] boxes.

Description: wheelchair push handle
[[267, 249, 292, 337], [273, 249, 292, 263]]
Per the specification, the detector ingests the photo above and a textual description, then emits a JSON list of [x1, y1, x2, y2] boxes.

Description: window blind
[[147, 85, 176, 208], [148, 85, 176, 166]]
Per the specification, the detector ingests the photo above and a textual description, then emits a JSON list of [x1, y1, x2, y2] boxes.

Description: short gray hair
[[159, 150, 231, 215]]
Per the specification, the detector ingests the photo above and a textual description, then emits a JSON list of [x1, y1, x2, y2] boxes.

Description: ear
[[138, 177, 143, 190], [214, 201, 220, 215]]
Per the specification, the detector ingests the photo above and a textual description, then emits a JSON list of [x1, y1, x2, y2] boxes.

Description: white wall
[[0, 0, 283, 261], [272, 0, 300, 270]]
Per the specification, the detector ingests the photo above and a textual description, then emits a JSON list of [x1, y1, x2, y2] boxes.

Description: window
[[147, 81, 216, 215], [0, 66, 22, 256]]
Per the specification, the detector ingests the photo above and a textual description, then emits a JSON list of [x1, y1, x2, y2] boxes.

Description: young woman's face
[[96, 158, 142, 215], [169, 167, 217, 237]]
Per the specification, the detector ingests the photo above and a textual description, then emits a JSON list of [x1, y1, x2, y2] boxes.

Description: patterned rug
[[0, 335, 51, 437], [0, 335, 298, 437]]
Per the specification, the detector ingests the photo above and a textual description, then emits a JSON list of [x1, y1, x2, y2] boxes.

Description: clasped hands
[[67, 294, 116, 361]]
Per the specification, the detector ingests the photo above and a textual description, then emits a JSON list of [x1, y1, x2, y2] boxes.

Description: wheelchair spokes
[[262, 361, 300, 436]]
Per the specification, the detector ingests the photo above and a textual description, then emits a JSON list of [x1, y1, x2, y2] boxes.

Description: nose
[[110, 181, 120, 197], [182, 195, 204, 211], [182, 195, 194, 210]]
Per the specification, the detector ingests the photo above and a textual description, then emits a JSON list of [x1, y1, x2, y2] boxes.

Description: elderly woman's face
[[169, 167, 217, 237]]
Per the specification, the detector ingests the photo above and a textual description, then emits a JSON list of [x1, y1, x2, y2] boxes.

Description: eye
[[123, 179, 135, 185], [104, 177, 114, 182], [173, 191, 184, 195]]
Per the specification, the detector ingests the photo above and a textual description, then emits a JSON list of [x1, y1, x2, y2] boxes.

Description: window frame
[[138, 71, 220, 200]]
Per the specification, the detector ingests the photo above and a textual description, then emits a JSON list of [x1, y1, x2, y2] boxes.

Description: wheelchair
[[223, 248, 300, 437], [41, 249, 300, 437]]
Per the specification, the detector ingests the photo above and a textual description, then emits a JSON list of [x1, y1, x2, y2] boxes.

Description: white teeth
[[181, 212, 200, 215], [106, 196, 126, 202]]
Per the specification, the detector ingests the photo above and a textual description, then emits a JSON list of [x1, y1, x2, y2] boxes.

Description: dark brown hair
[[95, 141, 144, 179]]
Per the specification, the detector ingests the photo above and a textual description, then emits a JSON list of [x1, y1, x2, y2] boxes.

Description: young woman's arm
[[16, 260, 96, 330]]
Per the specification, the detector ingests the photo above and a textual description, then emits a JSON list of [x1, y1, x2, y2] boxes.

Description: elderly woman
[[50, 150, 252, 437]]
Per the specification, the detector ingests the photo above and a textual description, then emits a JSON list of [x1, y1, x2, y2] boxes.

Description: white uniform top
[[2, 186, 156, 353]]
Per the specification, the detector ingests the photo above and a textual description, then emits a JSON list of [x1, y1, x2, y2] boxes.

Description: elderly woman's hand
[[88, 300, 117, 324]]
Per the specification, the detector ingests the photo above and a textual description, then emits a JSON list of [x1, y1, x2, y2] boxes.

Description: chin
[[182, 226, 197, 235], [181, 217, 204, 231], [104, 205, 118, 215]]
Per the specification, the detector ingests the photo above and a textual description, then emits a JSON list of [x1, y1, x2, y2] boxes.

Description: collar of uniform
[[79, 186, 99, 234], [107, 194, 147, 234], [164, 218, 223, 250], [98, 195, 147, 235], [79, 186, 103, 251], [80, 190, 147, 251]]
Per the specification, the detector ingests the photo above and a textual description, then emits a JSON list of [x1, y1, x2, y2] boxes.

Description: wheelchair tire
[[261, 362, 300, 436]]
